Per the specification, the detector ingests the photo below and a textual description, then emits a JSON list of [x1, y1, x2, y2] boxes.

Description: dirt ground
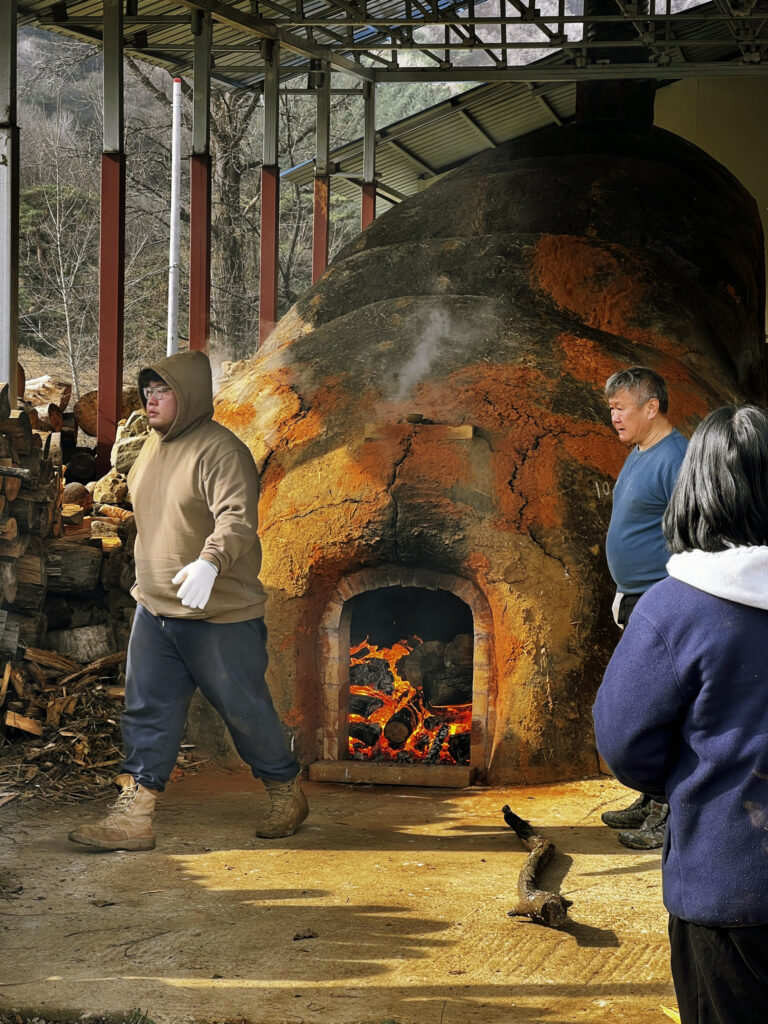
[[0, 769, 676, 1024]]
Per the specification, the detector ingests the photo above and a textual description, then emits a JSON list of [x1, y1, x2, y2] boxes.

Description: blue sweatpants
[[121, 604, 300, 792]]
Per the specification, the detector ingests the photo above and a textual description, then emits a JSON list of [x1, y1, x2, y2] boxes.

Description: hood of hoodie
[[138, 350, 213, 442], [666, 546, 768, 611]]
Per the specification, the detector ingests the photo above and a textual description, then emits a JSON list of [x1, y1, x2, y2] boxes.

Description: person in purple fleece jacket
[[593, 404, 768, 1024]]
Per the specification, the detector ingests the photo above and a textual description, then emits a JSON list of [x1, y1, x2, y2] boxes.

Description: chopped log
[[0, 463, 33, 482], [350, 658, 395, 695], [60, 412, 77, 453], [25, 376, 72, 413], [62, 503, 85, 525], [0, 621, 20, 660], [62, 482, 93, 511], [0, 561, 17, 604], [502, 805, 572, 928], [90, 518, 120, 539], [0, 532, 30, 562], [24, 647, 82, 673], [383, 704, 418, 748], [46, 624, 117, 663], [57, 650, 126, 688], [44, 539, 102, 593], [8, 495, 53, 536], [0, 459, 23, 502], [0, 662, 10, 705], [0, 410, 34, 455], [422, 667, 472, 706], [349, 721, 382, 748], [94, 503, 134, 521], [12, 554, 46, 611], [349, 693, 385, 719], [7, 611, 47, 648], [32, 404, 63, 432], [425, 722, 450, 763], [0, 515, 17, 541], [0, 382, 11, 420], [5, 710, 43, 736], [74, 387, 141, 439]]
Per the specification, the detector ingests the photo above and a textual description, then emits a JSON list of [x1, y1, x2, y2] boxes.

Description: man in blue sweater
[[602, 367, 687, 849]]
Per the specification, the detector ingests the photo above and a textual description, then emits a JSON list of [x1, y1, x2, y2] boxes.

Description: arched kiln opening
[[310, 565, 494, 786]]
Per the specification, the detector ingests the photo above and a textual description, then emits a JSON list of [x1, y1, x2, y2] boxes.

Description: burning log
[[502, 805, 572, 928], [383, 704, 418, 748], [425, 723, 449, 763], [349, 693, 384, 719], [350, 657, 395, 695], [349, 721, 382, 749], [422, 667, 472, 706]]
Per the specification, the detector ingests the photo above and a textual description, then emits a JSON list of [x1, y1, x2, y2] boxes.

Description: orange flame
[[348, 636, 472, 764]]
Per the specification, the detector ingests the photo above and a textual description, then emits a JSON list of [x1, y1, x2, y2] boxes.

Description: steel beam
[[373, 61, 767, 80], [174, 0, 375, 82], [361, 81, 376, 229], [98, 0, 125, 473], [259, 43, 281, 343], [312, 62, 331, 282], [190, 9, 212, 353], [0, 0, 18, 403]]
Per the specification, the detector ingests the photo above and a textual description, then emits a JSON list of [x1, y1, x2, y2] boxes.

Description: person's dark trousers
[[121, 604, 300, 792], [617, 592, 642, 628], [669, 915, 768, 1023]]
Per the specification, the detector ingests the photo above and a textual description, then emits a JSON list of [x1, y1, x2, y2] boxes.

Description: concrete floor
[[0, 769, 676, 1024]]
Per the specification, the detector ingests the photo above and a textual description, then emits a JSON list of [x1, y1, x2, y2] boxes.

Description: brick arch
[[318, 564, 494, 776]]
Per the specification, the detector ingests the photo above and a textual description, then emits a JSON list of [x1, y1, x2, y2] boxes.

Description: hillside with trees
[[17, 28, 467, 392]]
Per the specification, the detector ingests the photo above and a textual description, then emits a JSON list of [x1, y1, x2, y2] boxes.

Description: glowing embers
[[348, 634, 472, 764]]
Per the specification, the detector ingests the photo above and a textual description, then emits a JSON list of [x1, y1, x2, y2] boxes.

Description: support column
[[97, 0, 125, 472], [258, 42, 280, 344], [361, 81, 376, 230], [189, 10, 212, 353], [311, 61, 330, 283], [0, 1, 18, 403]]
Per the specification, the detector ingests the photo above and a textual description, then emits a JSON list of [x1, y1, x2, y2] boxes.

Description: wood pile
[[0, 374, 143, 802], [0, 650, 126, 802]]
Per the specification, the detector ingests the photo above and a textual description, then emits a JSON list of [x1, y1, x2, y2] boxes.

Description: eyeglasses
[[143, 386, 174, 400]]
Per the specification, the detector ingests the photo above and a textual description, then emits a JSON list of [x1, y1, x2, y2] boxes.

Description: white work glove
[[172, 559, 218, 610]]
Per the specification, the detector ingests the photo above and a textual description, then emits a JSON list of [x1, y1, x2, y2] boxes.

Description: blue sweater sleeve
[[593, 610, 687, 799]]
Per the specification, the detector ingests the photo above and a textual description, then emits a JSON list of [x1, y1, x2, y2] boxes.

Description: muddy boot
[[68, 774, 157, 851], [601, 792, 653, 829], [617, 801, 669, 850], [257, 773, 309, 838]]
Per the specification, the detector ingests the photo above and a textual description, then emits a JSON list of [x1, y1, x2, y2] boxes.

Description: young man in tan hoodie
[[68, 350, 308, 850]]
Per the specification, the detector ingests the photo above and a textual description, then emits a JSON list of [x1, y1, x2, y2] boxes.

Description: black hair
[[663, 404, 768, 553], [605, 366, 669, 415], [138, 367, 167, 392]]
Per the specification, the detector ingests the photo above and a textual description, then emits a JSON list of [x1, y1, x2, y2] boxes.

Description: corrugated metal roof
[[17, 0, 768, 94], [281, 78, 578, 200]]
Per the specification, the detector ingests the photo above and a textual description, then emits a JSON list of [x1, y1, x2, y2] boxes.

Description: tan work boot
[[257, 773, 309, 838], [68, 774, 157, 851]]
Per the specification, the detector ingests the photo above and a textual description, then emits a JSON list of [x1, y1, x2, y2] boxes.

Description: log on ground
[[502, 804, 572, 928]]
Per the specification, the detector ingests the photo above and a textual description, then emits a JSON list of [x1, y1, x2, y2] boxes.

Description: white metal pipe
[[167, 76, 182, 356], [0, 0, 18, 403]]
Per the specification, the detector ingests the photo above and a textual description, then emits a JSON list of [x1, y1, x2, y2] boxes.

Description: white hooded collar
[[666, 546, 768, 611]]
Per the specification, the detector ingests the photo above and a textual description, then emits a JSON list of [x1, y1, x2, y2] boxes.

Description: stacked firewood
[[0, 377, 144, 802]]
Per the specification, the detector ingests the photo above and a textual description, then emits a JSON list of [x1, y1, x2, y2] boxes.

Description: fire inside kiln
[[347, 586, 473, 765]]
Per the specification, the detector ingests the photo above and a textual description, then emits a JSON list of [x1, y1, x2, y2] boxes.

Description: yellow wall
[[655, 78, 768, 319]]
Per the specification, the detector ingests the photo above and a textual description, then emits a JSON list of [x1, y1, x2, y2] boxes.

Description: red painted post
[[312, 175, 330, 283], [361, 182, 376, 230], [259, 165, 280, 343], [97, 152, 125, 473], [189, 154, 211, 352]]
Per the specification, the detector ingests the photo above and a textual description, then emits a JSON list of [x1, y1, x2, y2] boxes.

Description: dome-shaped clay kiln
[[216, 120, 766, 785]]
